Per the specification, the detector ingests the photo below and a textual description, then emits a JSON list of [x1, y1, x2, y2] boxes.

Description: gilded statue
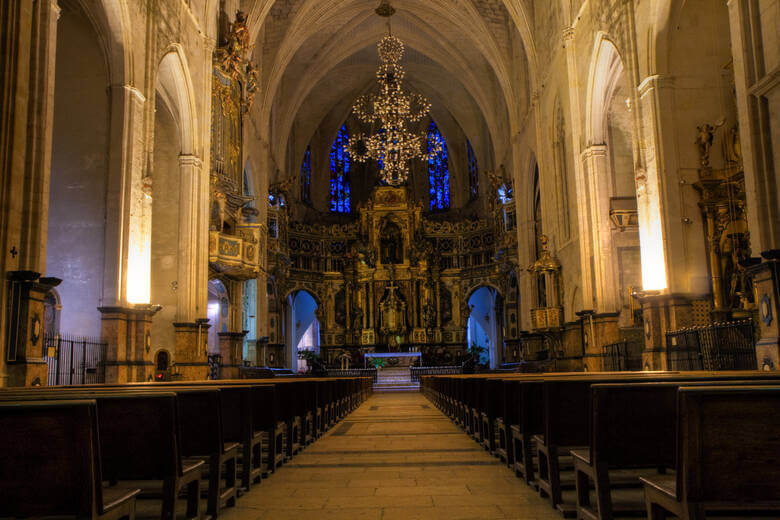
[[222, 11, 251, 77]]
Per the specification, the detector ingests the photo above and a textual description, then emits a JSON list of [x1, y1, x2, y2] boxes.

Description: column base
[[99, 305, 161, 383], [173, 321, 210, 381], [218, 331, 248, 379], [5, 271, 61, 386], [748, 251, 780, 371], [577, 311, 620, 371]]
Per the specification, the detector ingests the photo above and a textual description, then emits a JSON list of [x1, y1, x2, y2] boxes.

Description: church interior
[[2, 0, 780, 518]]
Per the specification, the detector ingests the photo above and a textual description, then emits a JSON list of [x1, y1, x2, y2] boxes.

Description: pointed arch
[[585, 34, 625, 146], [156, 45, 199, 155]]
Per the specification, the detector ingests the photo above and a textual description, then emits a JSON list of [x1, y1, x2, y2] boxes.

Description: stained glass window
[[330, 125, 351, 213], [467, 140, 478, 200], [498, 184, 513, 204], [300, 145, 311, 205], [427, 120, 450, 211]]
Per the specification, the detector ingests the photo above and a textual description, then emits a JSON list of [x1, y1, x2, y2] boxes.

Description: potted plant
[[297, 350, 325, 375], [468, 342, 488, 368]]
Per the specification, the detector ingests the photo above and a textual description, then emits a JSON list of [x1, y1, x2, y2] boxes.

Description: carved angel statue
[[696, 119, 725, 169]]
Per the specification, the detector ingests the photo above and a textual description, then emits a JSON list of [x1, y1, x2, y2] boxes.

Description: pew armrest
[[640, 475, 677, 499], [182, 459, 205, 478], [102, 487, 141, 513], [570, 448, 590, 466]]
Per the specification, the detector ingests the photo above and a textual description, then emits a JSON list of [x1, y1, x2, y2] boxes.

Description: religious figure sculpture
[[214, 191, 227, 232], [222, 11, 251, 77], [380, 219, 403, 264], [696, 124, 715, 168]]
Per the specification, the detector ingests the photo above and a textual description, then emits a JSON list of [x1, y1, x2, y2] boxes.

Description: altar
[[364, 351, 422, 368]]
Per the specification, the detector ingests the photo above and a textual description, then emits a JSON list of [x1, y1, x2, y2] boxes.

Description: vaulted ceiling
[[241, 0, 535, 189]]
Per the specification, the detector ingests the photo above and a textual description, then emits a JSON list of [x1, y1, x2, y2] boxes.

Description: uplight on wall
[[126, 178, 153, 304], [636, 170, 668, 291]]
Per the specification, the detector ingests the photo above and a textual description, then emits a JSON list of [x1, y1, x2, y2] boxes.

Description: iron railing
[[43, 333, 107, 385], [325, 368, 378, 382], [601, 339, 644, 371], [410, 365, 463, 382], [666, 320, 756, 371], [207, 354, 222, 380]]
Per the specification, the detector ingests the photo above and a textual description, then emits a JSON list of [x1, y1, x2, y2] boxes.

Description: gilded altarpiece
[[267, 185, 520, 367]]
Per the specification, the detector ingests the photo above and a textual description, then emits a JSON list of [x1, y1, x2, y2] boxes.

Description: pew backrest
[[678, 385, 780, 503], [0, 400, 102, 517]]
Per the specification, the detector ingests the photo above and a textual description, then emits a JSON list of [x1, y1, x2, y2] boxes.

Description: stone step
[[373, 384, 420, 393]]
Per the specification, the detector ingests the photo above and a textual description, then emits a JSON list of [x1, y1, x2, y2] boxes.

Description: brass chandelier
[[347, 1, 442, 186]]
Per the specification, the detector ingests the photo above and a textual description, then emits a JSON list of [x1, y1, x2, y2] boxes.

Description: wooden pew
[[574, 374, 780, 520], [641, 385, 780, 519], [0, 390, 204, 520], [173, 388, 239, 517], [510, 379, 544, 485], [0, 399, 141, 520], [480, 379, 503, 453]]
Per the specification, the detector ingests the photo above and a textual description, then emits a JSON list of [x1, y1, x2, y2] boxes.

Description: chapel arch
[[149, 48, 203, 353], [283, 289, 321, 373], [465, 285, 503, 370], [207, 279, 230, 354], [46, 0, 111, 337], [583, 35, 642, 320]]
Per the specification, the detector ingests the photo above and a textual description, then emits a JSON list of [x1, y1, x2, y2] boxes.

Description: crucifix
[[386, 265, 399, 296]]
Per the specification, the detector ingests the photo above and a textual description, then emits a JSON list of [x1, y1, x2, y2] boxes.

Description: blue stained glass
[[427, 120, 450, 211], [330, 125, 351, 213], [498, 184, 513, 204], [378, 128, 386, 172], [300, 145, 311, 205], [467, 140, 478, 200]]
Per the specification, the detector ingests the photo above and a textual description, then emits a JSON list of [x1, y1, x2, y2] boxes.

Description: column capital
[[580, 144, 609, 160], [178, 154, 203, 168], [109, 84, 146, 104], [637, 74, 675, 98]]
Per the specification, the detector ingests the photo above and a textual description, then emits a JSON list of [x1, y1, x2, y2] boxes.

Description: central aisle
[[221, 391, 560, 520]]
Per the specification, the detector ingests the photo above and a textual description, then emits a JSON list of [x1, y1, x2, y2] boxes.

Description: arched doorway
[[207, 279, 229, 354], [285, 290, 319, 373], [466, 286, 502, 369]]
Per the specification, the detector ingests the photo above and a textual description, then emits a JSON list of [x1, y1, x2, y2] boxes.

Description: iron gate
[[43, 334, 107, 385], [665, 320, 756, 371]]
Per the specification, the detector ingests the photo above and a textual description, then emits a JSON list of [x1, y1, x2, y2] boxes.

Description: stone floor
[[217, 391, 561, 520]]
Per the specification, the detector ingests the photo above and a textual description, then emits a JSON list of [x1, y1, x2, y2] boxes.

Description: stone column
[[177, 155, 207, 322], [747, 251, 780, 370], [99, 304, 161, 383], [727, 0, 780, 253], [218, 331, 248, 379], [5, 272, 61, 386], [0, 0, 60, 386], [173, 320, 210, 380], [581, 145, 620, 313], [560, 27, 595, 309]]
